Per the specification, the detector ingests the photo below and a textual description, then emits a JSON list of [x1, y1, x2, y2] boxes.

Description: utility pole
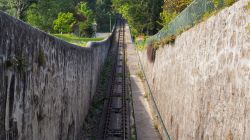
[[109, 13, 112, 32]]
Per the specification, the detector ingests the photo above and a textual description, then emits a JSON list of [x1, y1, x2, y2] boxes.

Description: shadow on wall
[[0, 11, 116, 140]]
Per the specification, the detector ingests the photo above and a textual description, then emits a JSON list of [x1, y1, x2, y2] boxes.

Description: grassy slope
[[53, 34, 104, 47]]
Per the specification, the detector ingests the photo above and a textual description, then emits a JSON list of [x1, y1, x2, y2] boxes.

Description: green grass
[[53, 34, 104, 47]]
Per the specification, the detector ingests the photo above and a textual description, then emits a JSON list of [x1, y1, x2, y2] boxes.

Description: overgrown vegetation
[[53, 12, 75, 33]]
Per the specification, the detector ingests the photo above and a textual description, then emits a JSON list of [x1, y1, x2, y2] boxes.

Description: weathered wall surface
[[139, 0, 250, 139], [0, 12, 115, 140]]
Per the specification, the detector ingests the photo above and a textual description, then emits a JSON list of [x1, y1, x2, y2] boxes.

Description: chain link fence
[[146, 0, 228, 44]]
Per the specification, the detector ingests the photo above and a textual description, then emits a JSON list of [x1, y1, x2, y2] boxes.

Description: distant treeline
[[0, 0, 114, 37]]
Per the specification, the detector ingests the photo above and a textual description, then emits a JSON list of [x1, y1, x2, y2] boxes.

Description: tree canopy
[[53, 12, 75, 33], [112, 0, 163, 36], [0, 0, 194, 37]]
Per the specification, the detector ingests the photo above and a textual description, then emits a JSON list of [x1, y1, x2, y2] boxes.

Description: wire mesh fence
[[146, 0, 227, 44]]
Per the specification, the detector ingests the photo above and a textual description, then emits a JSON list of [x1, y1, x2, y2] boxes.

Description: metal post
[[109, 13, 111, 33]]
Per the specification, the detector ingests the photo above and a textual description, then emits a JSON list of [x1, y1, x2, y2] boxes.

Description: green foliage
[[202, 11, 212, 20], [160, 0, 193, 26], [162, 0, 193, 13], [112, 0, 163, 36], [224, 0, 236, 7], [0, 0, 15, 17], [135, 36, 148, 51], [160, 11, 177, 26], [210, 0, 235, 8], [136, 42, 146, 51], [211, 0, 220, 8], [94, 0, 114, 32], [202, 0, 236, 21], [76, 2, 93, 19], [0, 0, 36, 19], [147, 0, 238, 51], [26, 1, 59, 31], [25, 1, 95, 36], [26, 0, 75, 31], [156, 35, 176, 46], [53, 12, 75, 33], [73, 2, 94, 37]]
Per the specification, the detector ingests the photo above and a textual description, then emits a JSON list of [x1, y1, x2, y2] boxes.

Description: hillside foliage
[[112, 0, 163, 36], [0, 0, 114, 36]]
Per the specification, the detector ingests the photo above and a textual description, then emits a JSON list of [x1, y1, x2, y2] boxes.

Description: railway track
[[98, 20, 130, 140]]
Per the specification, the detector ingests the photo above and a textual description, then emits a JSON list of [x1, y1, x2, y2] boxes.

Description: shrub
[[53, 12, 76, 33], [160, 11, 177, 26], [74, 2, 94, 37]]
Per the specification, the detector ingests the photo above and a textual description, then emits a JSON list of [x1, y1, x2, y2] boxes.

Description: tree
[[160, 0, 193, 26], [53, 12, 76, 33], [94, 0, 114, 32], [112, 0, 163, 36], [0, 0, 36, 19], [73, 2, 94, 37], [26, 0, 75, 31]]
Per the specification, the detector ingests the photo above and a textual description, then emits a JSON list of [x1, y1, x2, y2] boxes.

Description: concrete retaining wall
[[0, 11, 116, 140], [139, 0, 250, 139]]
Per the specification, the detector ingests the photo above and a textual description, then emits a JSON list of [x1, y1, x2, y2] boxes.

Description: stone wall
[[139, 0, 250, 139], [0, 11, 116, 140]]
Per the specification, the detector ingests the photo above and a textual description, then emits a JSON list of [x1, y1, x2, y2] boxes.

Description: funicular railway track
[[98, 19, 130, 140]]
